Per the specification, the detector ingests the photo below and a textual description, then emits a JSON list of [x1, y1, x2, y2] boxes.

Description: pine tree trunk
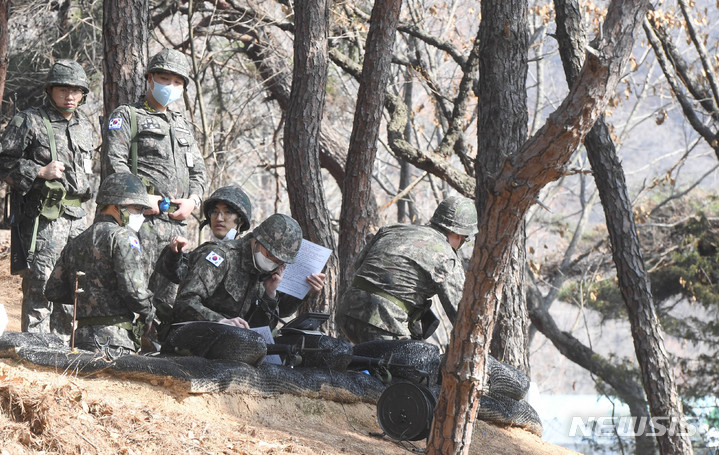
[[0, 0, 9, 115], [489, 228, 530, 374], [102, 0, 149, 116], [283, 0, 339, 328], [554, 1, 692, 452], [338, 0, 402, 295], [426, 0, 652, 452]]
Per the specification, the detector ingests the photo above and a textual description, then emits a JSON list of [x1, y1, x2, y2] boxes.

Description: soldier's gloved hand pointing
[[170, 236, 191, 253]]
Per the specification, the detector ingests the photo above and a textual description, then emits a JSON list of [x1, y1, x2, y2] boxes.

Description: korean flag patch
[[206, 251, 224, 267], [129, 235, 141, 251], [108, 117, 124, 130]]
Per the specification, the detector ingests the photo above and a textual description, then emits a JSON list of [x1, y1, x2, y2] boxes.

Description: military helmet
[[146, 49, 191, 86], [253, 214, 302, 264], [201, 185, 252, 232], [96, 173, 151, 209], [430, 196, 478, 236], [44, 60, 89, 93]]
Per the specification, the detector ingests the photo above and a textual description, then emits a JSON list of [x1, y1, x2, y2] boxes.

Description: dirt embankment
[[0, 237, 577, 455]]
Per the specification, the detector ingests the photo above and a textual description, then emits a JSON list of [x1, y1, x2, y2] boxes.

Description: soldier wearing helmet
[[0, 59, 95, 335], [202, 185, 252, 241], [152, 185, 252, 333], [155, 184, 252, 284], [101, 48, 206, 330], [162, 214, 326, 359], [45, 173, 156, 353], [336, 196, 478, 344]]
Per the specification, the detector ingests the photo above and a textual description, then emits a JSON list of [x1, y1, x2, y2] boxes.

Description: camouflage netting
[[477, 393, 543, 437], [162, 322, 267, 365], [0, 333, 543, 437], [0, 332, 383, 402], [272, 333, 353, 371], [351, 339, 443, 386], [351, 339, 542, 437]]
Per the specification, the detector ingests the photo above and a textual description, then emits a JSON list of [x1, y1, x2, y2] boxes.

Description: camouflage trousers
[[137, 215, 186, 329], [75, 323, 137, 353], [335, 286, 412, 344], [21, 214, 86, 335]]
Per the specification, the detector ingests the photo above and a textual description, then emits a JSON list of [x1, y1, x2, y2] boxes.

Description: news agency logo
[[568, 416, 700, 437]]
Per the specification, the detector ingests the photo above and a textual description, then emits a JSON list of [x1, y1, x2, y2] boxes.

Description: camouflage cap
[[202, 185, 252, 232], [253, 214, 302, 264], [146, 49, 191, 86], [96, 173, 151, 209], [44, 60, 89, 93], [430, 196, 478, 236]]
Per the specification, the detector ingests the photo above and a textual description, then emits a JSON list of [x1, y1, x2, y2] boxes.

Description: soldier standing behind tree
[[100, 48, 206, 332], [45, 173, 155, 353], [0, 60, 95, 335]]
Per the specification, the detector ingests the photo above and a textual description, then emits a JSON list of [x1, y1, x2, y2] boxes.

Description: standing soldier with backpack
[[101, 48, 206, 328], [0, 60, 95, 335]]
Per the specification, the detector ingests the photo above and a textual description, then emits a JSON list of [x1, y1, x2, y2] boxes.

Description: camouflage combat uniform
[[0, 100, 94, 333], [101, 100, 206, 321], [153, 184, 253, 288], [336, 224, 466, 344], [44, 213, 155, 351], [172, 235, 301, 328]]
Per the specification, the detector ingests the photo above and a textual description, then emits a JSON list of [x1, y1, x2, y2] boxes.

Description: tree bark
[[214, 2, 350, 189], [0, 0, 9, 116], [338, 0, 402, 295], [427, 0, 651, 452], [283, 0, 338, 328], [554, 0, 692, 452], [102, 0, 149, 116], [489, 229, 530, 374], [527, 282, 657, 454]]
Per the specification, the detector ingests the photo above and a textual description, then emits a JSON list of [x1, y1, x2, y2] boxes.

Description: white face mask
[[214, 228, 237, 242], [151, 79, 184, 107], [253, 251, 279, 273], [127, 213, 145, 232]]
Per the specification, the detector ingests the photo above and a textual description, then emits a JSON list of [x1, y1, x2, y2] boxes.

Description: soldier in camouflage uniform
[[101, 48, 206, 327], [173, 213, 326, 327], [45, 173, 156, 353], [156, 184, 252, 284], [336, 196, 478, 344], [202, 185, 252, 241], [0, 60, 95, 333], [163, 213, 325, 357]]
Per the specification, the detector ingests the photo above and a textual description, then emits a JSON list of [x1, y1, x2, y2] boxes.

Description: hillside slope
[[0, 238, 577, 455]]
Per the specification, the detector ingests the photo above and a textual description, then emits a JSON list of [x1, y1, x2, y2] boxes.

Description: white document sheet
[[277, 239, 332, 299]]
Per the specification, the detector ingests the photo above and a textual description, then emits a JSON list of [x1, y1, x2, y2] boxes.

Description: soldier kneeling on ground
[[45, 173, 155, 354]]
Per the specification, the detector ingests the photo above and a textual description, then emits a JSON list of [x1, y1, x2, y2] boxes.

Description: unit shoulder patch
[[108, 118, 124, 130], [205, 251, 224, 267], [129, 235, 141, 251]]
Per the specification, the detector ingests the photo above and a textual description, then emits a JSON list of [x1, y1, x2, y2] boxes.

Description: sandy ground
[[0, 232, 578, 455]]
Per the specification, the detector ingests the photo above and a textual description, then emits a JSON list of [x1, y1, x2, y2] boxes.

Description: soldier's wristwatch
[[190, 194, 202, 211]]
